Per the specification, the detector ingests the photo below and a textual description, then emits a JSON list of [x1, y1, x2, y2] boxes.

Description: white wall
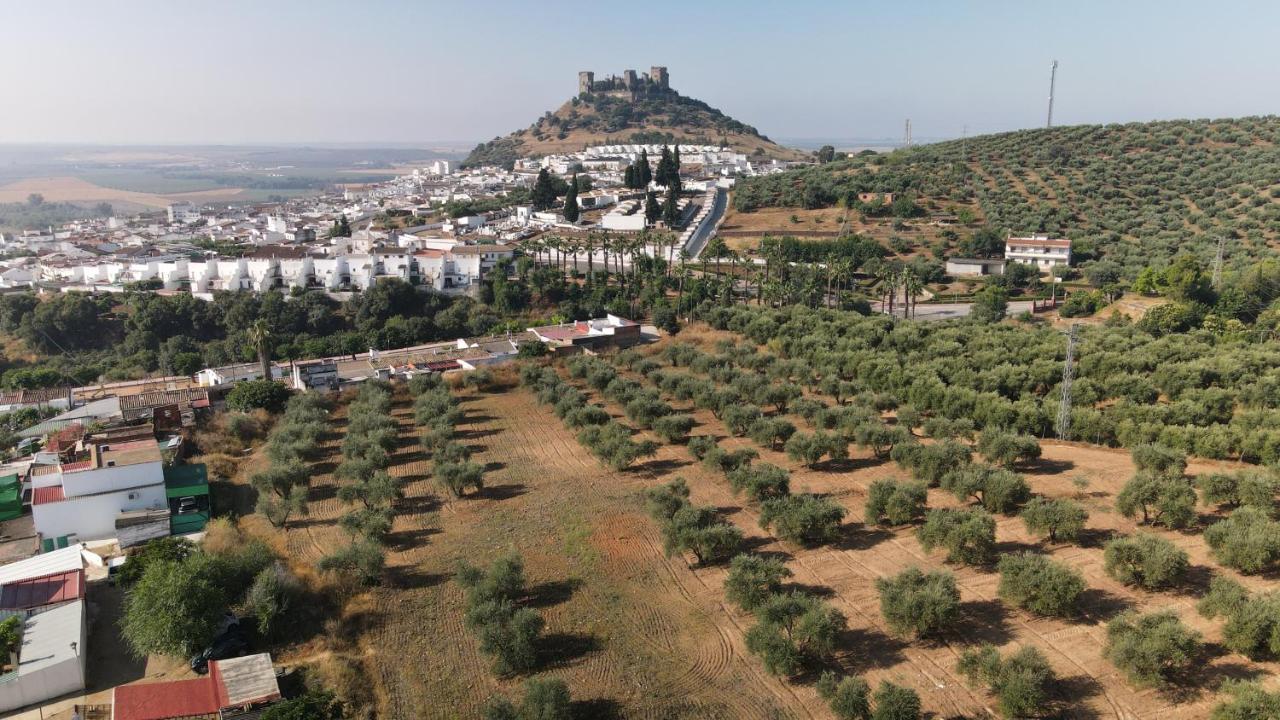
[[61, 461, 163, 498], [33, 483, 166, 540]]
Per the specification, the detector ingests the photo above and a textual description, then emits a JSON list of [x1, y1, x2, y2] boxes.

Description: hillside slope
[[465, 88, 807, 168], [732, 116, 1280, 277]]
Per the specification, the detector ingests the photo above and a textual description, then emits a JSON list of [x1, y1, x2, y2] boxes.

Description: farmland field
[[221, 322, 1280, 720]]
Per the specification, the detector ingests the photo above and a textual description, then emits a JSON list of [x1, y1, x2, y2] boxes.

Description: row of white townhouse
[[35, 245, 515, 294]]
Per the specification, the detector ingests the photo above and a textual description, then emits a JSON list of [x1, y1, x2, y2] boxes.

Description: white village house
[[1004, 233, 1071, 270]]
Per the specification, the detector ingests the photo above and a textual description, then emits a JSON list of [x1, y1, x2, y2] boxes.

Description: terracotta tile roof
[[119, 389, 208, 411], [0, 568, 84, 609], [112, 677, 220, 720], [32, 486, 65, 505]]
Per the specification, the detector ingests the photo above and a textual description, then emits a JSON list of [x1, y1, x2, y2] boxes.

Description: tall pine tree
[[563, 173, 580, 222]]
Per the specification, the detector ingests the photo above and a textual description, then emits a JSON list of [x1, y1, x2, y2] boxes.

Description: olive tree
[[876, 567, 960, 638], [957, 644, 1056, 718], [1197, 576, 1280, 659], [816, 672, 871, 720], [917, 507, 996, 565], [1020, 497, 1088, 543], [940, 464, 1030, 514], [864, 479, 928, 526], [1204, 506, 1280, 573], [759, 494, 847, 546], [1104, 610, 1202, 687], [977, 428, 1042, 469], [744, 592, 846, 676], [1131, 443, 1188, 478], [724, 554, 793, 612], [727, 462, 791, 502], [1115, 472, 1197, 529], [997, 552, 1085, 617], [1103, 533, 1188, 589]]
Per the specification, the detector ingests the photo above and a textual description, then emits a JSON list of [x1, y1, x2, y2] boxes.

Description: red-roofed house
[[112, 653, 281, 720], [0, 545, 88, 713], [0, 569, 84, 611], [528, 314, 641, 351]]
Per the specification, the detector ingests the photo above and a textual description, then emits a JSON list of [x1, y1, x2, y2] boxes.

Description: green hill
[[732, 116, 1280, 278], [465, 87, 807, 168]]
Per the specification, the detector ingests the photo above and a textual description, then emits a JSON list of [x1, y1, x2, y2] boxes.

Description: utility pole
[[1046, 60, 1058, 128], [1056, 323, 1079, 441], [1212, 236, 1226, 289]]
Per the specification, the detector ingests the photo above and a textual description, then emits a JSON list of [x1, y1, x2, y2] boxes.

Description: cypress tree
[[670, 145, 683, 193], [662, 183, 679, 226], [638, 150, 652, 187], [531, 169, 556, 211], [563, 173, 580, 222], [644, 191, 661, 223], [656, 145, 675, 187], [623, 165, 636, 189]]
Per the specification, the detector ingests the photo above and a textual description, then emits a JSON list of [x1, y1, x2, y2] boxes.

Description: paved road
[[878, 300, 1036, 320], [684, 187, 727, 259]]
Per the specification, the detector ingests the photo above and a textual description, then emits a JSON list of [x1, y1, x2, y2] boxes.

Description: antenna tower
[[1056, 323, 1079, 441], [904, 119, 912, 147], [1046, 60, 1058, 128]]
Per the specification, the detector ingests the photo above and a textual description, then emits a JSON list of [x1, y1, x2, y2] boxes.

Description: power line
[[1212, 235, 1226, 289]]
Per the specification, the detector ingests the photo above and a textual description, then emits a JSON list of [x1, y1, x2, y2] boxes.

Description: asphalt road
[[685, 186, 727, 259]]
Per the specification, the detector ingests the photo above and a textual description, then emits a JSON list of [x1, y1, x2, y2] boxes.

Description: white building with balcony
[[1004, 233, 1071, 270]]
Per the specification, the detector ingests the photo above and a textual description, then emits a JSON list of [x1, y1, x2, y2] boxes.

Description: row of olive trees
[[522, 363, 657, 471], [321, 381, 403, 585], [413, 373, 486, 497], [252, 391, 331, 527]]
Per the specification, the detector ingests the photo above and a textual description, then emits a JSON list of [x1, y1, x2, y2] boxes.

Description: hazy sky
[[2, 0, 1277, 146]]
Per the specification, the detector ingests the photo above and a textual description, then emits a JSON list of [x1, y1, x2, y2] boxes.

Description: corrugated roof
[[0, 543, 84, 585], [213, 653, 280, 706], [0, 568, 84, 609]]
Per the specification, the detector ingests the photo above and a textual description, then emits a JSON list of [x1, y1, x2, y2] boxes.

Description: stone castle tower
[[578, 66, 670, 95]]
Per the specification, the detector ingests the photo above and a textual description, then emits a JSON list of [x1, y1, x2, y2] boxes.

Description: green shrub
[[1210, 681, 1280, 720], [816, 672, 871, 720], [940, 464, 1030, 514], [226, 380, 291, 413], [661, 505, 742, 565], [1197, 577, 1280, 659], [727, 462, 791, 502], [1131, 443, 1187, 477], [976, 428, 1042, 468], [870, 681, 921, 720]]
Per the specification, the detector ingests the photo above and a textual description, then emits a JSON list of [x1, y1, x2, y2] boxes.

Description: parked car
[[177, 496, 198, 514], [190, 615, 248, 674]]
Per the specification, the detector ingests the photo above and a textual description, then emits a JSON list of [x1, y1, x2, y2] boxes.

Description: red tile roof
[[112, 677, 220, 720], [32, 486, 66, 505], [60, 460, 93, 473], [0, 568, 84, 609]]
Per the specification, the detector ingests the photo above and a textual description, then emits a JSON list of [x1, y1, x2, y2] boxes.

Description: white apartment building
[[1004, 233, 1071, 270]]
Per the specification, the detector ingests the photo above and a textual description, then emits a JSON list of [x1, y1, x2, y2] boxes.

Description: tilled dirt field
[[263, 359, 1280, 719]]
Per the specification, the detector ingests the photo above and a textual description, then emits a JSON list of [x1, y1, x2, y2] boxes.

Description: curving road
[[684, 186, 727, 259]]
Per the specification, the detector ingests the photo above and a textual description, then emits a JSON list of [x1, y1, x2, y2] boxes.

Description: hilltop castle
[[578, 66, 670, 97]]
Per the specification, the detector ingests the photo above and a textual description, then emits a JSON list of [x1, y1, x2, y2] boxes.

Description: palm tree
[[248, 319, 272, 382], [902, 268, 924, 319], [584, 233, 596, 277]]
